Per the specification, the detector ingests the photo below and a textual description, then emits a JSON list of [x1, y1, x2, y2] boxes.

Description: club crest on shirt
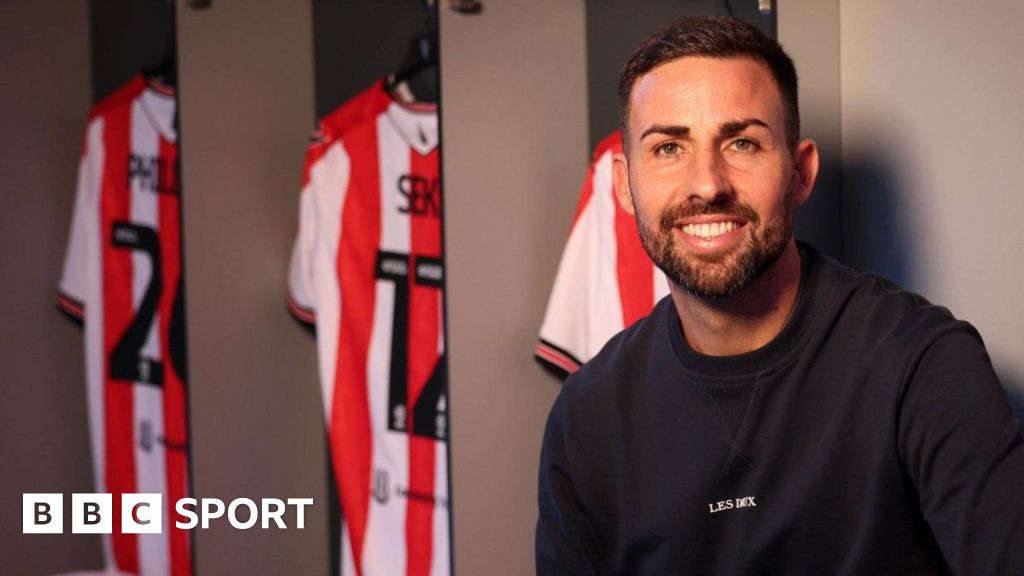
[[373, 469, 390, 504]]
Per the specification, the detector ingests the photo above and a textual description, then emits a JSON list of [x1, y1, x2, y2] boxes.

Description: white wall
[[440, 2, 589, 573], [839, 0, 1024, 397]]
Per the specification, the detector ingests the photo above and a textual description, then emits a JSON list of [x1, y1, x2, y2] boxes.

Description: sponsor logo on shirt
[[373, 469, 390, 504], [372, 468, 449, 509]]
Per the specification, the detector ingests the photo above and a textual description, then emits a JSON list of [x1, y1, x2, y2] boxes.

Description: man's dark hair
[[618, 16, 800, 152]]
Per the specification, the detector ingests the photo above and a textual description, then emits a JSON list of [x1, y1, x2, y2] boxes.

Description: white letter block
[[23, 494, 62, 534], [72, 493, 112, 534], [122, 493, 162, 534]]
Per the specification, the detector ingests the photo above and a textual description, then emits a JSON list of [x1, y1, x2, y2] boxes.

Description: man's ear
[[792, 139, 819, 207], [613, 152, 635, 215]]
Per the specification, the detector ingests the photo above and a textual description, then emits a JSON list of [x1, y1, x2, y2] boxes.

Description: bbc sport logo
[[23, 493, 314, 534]]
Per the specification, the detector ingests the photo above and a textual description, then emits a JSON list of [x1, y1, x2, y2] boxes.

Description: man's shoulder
[[809, 246, 978, 353]]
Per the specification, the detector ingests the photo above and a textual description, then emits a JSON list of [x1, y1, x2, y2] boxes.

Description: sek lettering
[[397, 175, 441, 216]]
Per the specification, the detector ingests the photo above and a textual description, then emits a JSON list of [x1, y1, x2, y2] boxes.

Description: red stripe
[[405, 145, 441, 576], [391, 99, 436, 114], [100, 95, 140, 573], [321, 79, 390, 140], [614, 197, 654, 326], [305, 80, 391, 189], [333, 128, 379, 576], [144, 76, 176, 97], [58, 292, 85, 319], [534, 343, 581, 375], [157, 136, 191, 576], [287, 297, 317, 324]]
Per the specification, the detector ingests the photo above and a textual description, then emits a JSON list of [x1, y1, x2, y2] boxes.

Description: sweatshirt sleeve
[[536, 391, 610, 576], [897, 328, 1024, 575]]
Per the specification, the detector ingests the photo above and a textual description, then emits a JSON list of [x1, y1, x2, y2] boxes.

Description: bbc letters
[[23, 493, 314, 533]]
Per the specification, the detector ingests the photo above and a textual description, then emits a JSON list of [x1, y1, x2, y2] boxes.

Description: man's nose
[[685, 148, 732, 204]]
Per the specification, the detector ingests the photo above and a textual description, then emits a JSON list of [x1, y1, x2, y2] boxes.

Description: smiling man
[[536, 16, 1024, 575]]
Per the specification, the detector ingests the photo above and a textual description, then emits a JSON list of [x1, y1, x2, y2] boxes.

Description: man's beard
[[634, 189, 794, 299]]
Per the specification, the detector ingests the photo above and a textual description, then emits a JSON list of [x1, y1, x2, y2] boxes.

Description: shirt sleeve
[[58, 120, 100, 320], [536, 390, 611, 576], [286, 129, 332, 326], [897, 328, 1024, 575], [536, 149, 625, 376], [287, 184, 319, 325]]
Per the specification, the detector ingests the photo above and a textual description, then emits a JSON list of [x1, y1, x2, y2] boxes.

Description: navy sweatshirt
[[537, 244, 1024, 575]]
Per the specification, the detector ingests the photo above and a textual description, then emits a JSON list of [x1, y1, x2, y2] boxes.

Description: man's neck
[[670, 241, 803, 357]]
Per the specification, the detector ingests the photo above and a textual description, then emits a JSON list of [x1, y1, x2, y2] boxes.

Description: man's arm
[[536, 391, 609, 576], [898, 328, 1024, 574]]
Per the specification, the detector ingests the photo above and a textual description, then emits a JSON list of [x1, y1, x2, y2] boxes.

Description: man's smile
[[678, 217, 747, 240]]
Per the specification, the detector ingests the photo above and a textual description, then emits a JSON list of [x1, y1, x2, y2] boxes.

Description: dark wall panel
[[89, 0, 174, 102], [312, 0, 431, 118], [586, 0, 774, 151]]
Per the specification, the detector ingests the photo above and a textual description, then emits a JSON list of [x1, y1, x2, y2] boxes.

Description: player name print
[[128, 152, 180, 195], [398, 174, 441, 216]]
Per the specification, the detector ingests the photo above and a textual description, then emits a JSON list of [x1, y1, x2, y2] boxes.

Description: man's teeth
[[681, 221, 738, 239]]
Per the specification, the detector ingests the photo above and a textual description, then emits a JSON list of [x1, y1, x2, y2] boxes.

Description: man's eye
[[730, 138, 759, 152], [655, 142, 681, 156]]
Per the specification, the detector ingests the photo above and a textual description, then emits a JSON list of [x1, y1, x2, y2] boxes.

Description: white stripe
[[362, 111, 411, 574], [309, 142, 350, 426], [386, 102, 439, 155], [83, 116, 114, 568], [431, 286, 451, 575], [430, 440, 450, 576], [140, 88, 176, 143], [653, 266, 670, 303], [589, 151, 625, 351], [340, 522, 356, 576], [129, 97, 169, 576]]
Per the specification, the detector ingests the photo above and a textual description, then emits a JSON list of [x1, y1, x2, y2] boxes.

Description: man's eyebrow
[[639, 124, 689, 141], [720, 119, 770, 136]]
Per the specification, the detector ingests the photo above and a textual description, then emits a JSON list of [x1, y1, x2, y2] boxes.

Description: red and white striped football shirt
[[536, 130, 669, 375], [289, 82, 450, 576], [58, 75, 191, 576]]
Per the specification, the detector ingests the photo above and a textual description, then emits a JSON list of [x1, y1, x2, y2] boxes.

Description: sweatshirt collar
[[667, 242, 824, 380]]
